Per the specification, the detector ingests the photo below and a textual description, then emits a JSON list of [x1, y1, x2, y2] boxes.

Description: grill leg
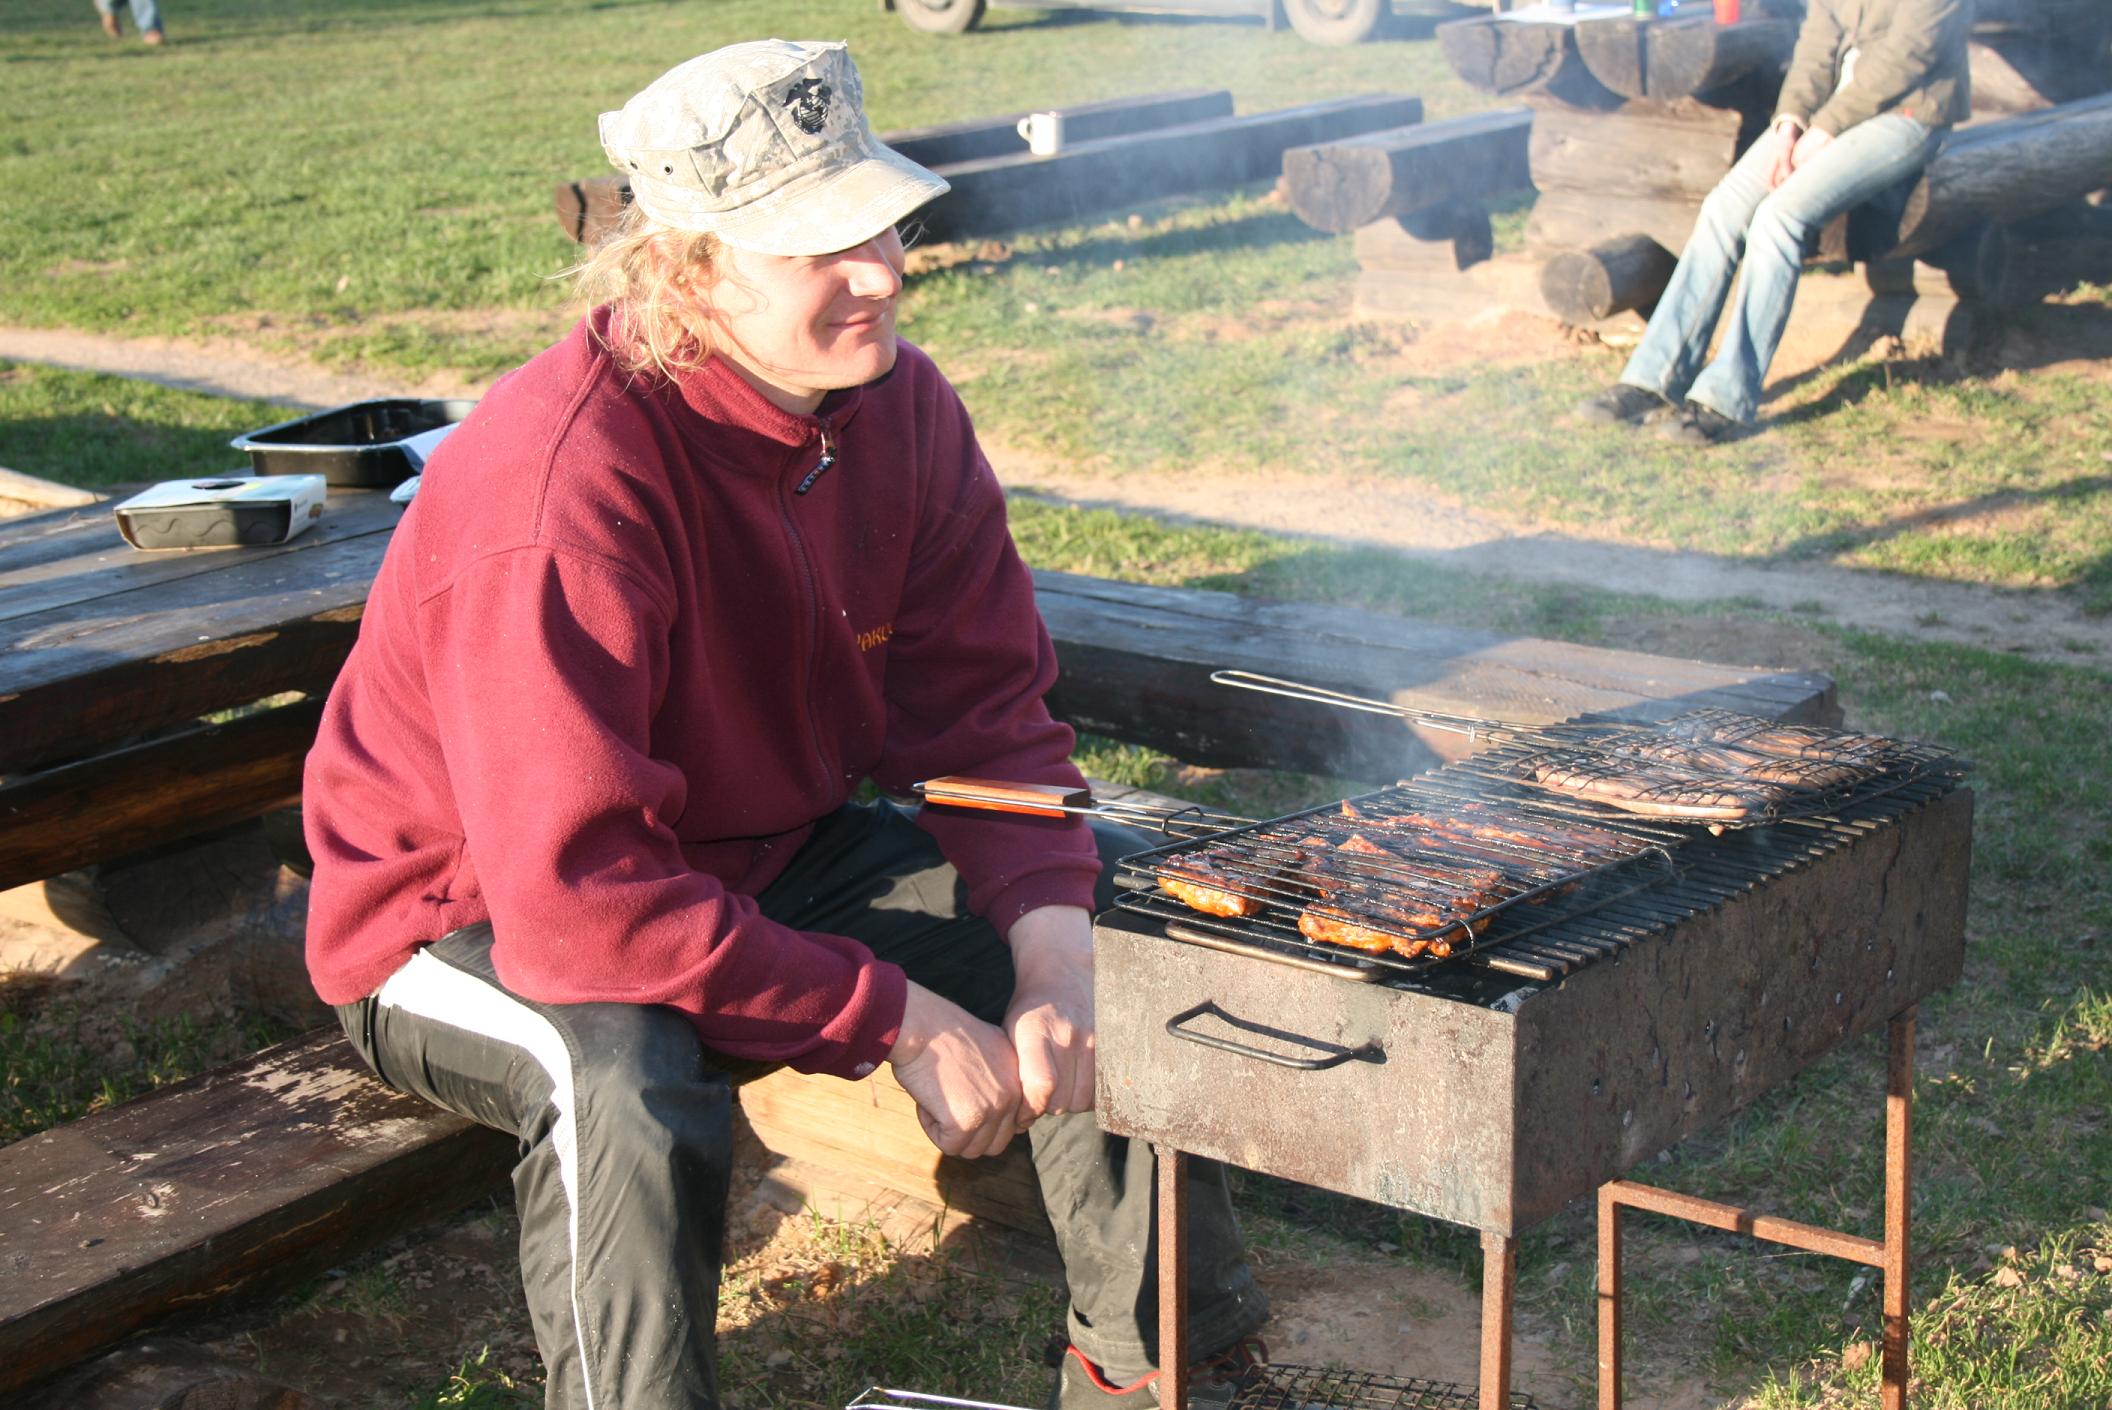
[[1480, 1230, 1515, 1410], [1883, 1008, 1916, 1410], [1157, 1143, 1189, 1410], [1597, 1186, 1623, 1410]]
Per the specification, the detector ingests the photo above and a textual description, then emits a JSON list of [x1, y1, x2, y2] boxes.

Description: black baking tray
[[230, 398, 475, 486]]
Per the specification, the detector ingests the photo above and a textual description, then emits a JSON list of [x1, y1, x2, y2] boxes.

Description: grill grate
[[1231, 1366, 1536, 1410], [1113, 771, 1695, 979], [1116, 757, 1967, 989]]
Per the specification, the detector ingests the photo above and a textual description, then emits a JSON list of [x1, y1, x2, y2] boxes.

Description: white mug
[[1016, 110, 1065, 157]]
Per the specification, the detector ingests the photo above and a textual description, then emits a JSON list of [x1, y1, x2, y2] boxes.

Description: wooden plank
[[1528, 98, 1749, 202], [0, 700, 320, 894], [1032, 569, 1839, 784], [886, 88, 1236, 169], [0, 1028, 515, 1396], [0, 489, 401, 625], [0, 521, 384, 775], [1283, 107, 1531, 235], [917, 95, 1426, 243], [739, 1066, 1051, 1236], [1526, 188, 1701, 255]]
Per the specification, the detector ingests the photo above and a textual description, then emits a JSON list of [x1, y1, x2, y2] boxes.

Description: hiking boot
[[1575, 382, 1665, 426], [1046, 1338, 1268, 1410], [1658, 401, 1741, 446]]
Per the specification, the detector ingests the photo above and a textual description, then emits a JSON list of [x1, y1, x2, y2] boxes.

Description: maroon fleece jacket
[[302, 308, 1100, 1079]]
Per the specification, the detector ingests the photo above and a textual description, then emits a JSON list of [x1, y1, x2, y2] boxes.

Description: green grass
[[0, 359, 276, 488], [0, 984, 296, 1143], [0, 0, 1472, 377]]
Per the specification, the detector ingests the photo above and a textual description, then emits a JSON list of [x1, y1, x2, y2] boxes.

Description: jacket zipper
[[779, 428, 837, 792], [795, 427, 836, 496]]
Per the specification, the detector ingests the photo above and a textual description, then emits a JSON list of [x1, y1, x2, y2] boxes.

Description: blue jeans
[[94, 0, 162, 34], [1620, 112, 1942, 422]]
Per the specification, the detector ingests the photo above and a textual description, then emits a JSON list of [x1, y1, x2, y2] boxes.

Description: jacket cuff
[[989, 868, 1103, 940], [790, 956, 909, 1081]]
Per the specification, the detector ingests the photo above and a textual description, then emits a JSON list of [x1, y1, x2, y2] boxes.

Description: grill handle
[[1164, 1000, 1384, 1072]]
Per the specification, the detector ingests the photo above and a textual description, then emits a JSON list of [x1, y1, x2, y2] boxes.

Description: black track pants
[[334, 800, 1267, 1409]]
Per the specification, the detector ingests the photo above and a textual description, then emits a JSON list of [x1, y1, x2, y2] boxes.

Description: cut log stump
[[1539, 234, 1678, 324], [1573, 15, 1796, 104], [1438, 15, 1619, 108]]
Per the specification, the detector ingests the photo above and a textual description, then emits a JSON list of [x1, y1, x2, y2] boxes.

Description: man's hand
[[1767, 119, 1803, 189], [1790, 124, 1833, 172], [1003, 905, 1096, 1125], [887, 982, 1025, 1159]]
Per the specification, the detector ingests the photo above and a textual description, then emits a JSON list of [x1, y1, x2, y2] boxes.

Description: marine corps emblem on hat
[[598, 38, 949, 258]]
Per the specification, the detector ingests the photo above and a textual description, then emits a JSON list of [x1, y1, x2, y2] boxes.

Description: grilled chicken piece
[[1299, 904, 1489, 958], [1158, 875, 1263, 918], [1607, 736, 1858, 790], [1654, 708, 1896, 763], [1156, 848, 1277, 918], [1525, 750, 1773, 820]]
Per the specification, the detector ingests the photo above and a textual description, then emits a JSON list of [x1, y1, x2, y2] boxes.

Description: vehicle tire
[[1282, 0, 1388, 45], [895, 0, 987, 34]]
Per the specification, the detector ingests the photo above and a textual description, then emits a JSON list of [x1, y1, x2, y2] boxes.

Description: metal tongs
[[912, 776, 1251, 840], [847, 1390, 1035, 1410], [1208, 670, 1568, 745]]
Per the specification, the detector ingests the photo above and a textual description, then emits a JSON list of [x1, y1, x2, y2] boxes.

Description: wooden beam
[[0, 1028, 516, 1396], [1539, 233, 1677, 324], [1526, 187, 1700, 255], [552, 91, 1239, 246], [1892, 94, 2112, 257], [0, 700, 320, 894], [1283, 107, 1531, 235], [1528, 98, 1748, 203], [916, 95, 1426, 243], [1573, 15, 1795, 104], [886, 88, 1235, 169], [1031, 569, 1840, 784]]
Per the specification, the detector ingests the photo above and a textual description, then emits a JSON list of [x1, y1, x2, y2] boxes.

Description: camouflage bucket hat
[[599, 39, 949, 257]]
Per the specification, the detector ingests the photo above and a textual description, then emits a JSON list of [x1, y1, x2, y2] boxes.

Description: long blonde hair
[[567, 203, 723, 382]]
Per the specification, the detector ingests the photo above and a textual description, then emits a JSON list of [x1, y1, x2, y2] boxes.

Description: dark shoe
[[99, 10, 121, 36], [1046, 1338, 1268, 1410], [1575, 382, 1667, 426], [1658, 401, 1741, 446]]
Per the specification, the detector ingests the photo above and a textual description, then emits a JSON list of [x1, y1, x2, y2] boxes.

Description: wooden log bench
[[0, 496, 1837, 1392], [555, 89, 1237, 246]]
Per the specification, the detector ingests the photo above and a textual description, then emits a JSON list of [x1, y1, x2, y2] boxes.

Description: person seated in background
[[1578, 0, 1970, 445], [300, 37, 1269, 1410]]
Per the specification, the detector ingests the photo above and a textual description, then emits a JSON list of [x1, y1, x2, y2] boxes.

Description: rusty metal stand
[[1481, 1232, 1516, 1410], [1596, 1006, 1917, 1410], [1158, 1144, 1191, 1410]]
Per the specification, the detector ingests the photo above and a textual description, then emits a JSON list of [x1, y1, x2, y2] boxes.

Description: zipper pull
[[795, 428, 836, 496]]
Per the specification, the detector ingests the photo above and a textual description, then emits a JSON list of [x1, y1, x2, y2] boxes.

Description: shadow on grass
[[1034, 205, 1334, 275], [0, 408, 249, 490]]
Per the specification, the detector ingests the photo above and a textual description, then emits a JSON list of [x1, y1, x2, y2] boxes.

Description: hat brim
[[633, 144, 950, 257]]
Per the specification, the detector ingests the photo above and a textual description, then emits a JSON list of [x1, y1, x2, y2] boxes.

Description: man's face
[[703, 225, 906, 415]]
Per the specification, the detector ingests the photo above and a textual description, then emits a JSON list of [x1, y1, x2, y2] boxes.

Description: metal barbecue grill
[[1093, 745, 1973, 1410]]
